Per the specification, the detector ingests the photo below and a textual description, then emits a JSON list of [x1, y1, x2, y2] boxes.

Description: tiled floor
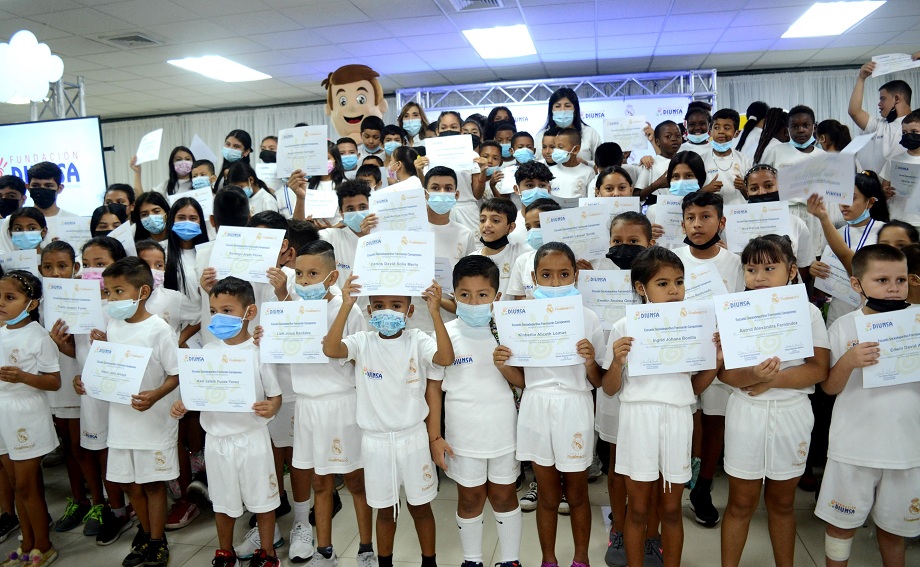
[[20, 465, 920, 567]]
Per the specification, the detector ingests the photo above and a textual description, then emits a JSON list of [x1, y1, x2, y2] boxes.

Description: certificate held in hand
[[260, 301, 328, 364], [210, 226, 287, 284], [352, 231, 435, 296], [42, 278, 105, 335], [624, 299, 717, 376], [178, 349, 257, 412], [81, 341, 153, 404], [493, 296, 586, 367], [856, 308, 920, 389]]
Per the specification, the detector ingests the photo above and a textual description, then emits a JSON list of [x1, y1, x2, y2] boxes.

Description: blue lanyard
[[844, 218, 875, 250]]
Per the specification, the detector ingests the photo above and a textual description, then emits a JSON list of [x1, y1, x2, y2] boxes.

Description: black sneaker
[[122, 526, 149, 567], [460, 562, 483, 567], [249, 548, 280, 567], [308, 490, 342, 526], [0, 513, 19, 543], [96, 507, 132, 546], [187, 470, 210, 505], [145, 539, 170, 567], [689, 485, 720, 527]]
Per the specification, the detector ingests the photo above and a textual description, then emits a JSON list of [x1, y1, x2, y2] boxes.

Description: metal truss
[[30, 76, 86, 121], [396, 69, 717, 110]]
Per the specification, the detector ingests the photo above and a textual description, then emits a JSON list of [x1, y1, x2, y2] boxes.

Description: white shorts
[[516, 388, 594, 472], [700, 381, 730, 416], [615, 401, 692, 484], [362, 424, 437, 509], [0, 394, 59, 461], [815, 459, 920, 538], [445, 451, 520, 488], [724, 394, 813, 481], [206, 427, 281, 518], [52, 407, 81, 420], [106, 447, 179, 484], [292, 393, 363, 475], [267, 401, 295, 448], [595, 390, 620, 444], [80, 396, 109, 451]]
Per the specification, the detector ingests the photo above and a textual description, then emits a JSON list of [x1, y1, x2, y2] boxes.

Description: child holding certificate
[[473, 199, 526, 295], [0, 270, 61, 567], [602, 247, 721, 567], [494, 242, 605, 567], [718, 235, 830, 567], [323, 276, 454, 567], [426, 256, 523, 567], [816, 244, 919, 566], [171, 277, 283, 567]]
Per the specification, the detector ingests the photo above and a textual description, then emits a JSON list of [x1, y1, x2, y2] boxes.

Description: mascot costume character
[[322, 64, 388, 143]]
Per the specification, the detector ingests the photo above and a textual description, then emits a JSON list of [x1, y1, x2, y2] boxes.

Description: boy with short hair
[[700, 108, 749, 205], [678, 103, 712, 156], [427, 256, 523, 567], [474, 142, 504, 200], [99, 257, 180, 567], [880, 109, 920, 229], [26, 162, 76, 219], [356, 165, 382, 190], [171, 277, 283, 567], [473, 199, 525, 295], [191, 160, 217, 192], [494, 123, 516, 165], [816, 244, 919, 566], [548, 128, 594, 198], [323, 276, 454, 567], [0, 175, 26, 250], [358, 116, 386, 161], [849, 61, 912, 172], [362, 155, 384, 168], [637, 120, 684, 199], [337, 138, 360, 178], [492, 132, 538, 197], [104, 184, 136, 217], [319, 180, 376, 291], [541, 128, 560, 166]]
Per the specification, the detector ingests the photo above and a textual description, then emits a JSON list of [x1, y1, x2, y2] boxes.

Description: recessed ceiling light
[[782, 1, 885, 38], [462, 24, 536, 59], [167, 55, 271, 82]]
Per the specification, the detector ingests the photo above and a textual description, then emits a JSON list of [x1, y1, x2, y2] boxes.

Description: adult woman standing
[[535, 87, 601, 164]]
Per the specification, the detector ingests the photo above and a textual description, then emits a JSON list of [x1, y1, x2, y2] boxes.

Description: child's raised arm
[[807, 194, 853, 273], [323, 275, 361, 359], [424, 279, 455, 367]]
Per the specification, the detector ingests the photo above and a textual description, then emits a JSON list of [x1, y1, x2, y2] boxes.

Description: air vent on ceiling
[[98, 33, 163, 48], [448, 0, 504, 12]]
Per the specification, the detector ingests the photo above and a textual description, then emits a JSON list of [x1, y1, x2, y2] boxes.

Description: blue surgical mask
[[384, 141, 401, 156], [106, 293, 142, 321], [192, 176, 211, 190], [846, 205, 872, 226], [403, 119, 422, 137], [520, 188, 552, 207], [11, 231, 43, 250], [526, 228, 543, 249], [485, 166, 499, 177], [790, 136, 815, 150], [5, 308, 30, 326], [710, 140, 732, 153], [553, 110, 574, 127], [222, 147, 243, 162], [513, 148, 535, 164], [668, 179, 700, 196], [369, 309, 406, 337], [533, 283, 579, 299], [500, 143, 512, 158], [341, 154, 359, 170], [456, 302, 492, 327], [244, 185, 254, 198], [294, 274, 331, 301], [171, 220, 202, 241], [551, 148, 571, 164], [427, 193, 456, 215], [141, 214, 166, 235], [343, 210, 369, 233], [687, 133, 709, 144], [208, 313, 244, 340]]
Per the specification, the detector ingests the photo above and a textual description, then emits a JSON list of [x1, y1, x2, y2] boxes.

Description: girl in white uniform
[[0, 270, 62, 567], [495, 242, 604, 567], [719, 236, 830, 567], [164, 197, 209, 307], [130, 145, 194, 197]]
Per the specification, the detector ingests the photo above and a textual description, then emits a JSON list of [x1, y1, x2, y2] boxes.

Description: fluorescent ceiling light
[[782, 1, 885, 38], [462, 24, 536, 59], [167, 55, 271, 82]]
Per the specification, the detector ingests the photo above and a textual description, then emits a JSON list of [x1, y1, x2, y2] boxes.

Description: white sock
[[493, 508, 523, 562], [293, 497, 312, 526], [456, 513, 484, 562]]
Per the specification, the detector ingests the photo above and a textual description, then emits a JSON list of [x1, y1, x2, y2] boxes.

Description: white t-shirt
[[788, 214, 817, 268], [473, 242, 527, 295], [430, 318, 517, 457], [736, 126, 763, 160], [631, 154, 670, 192], [409, 221, 477, 333], [702, 148, 750, 206], [605, 317, 695, 407], [857, 115, 907, 174], [342, 328, 440, 433], [48, 351, 81, 409], [673, 246, 744, 293], [319, 227, 361, 290], [175, 247, 201, 305], [522, 306, 604, 392], [357, 144, 385, 163], [678, 141, 709, 157], [505, 249, 538, 299], [827, 307, 920, 469], [151, 179, 192, 197], [549, 162, 595, 198], [105, 314, 180, 451], [198, 338, 281, 436], [0, 321, 60, 398], [826, 219, 884, 327], [146, 286, 200, 334], [880, 152, 920, 227], [535, 124, 602, 164], [761, 144, 827, 204], [291, 295, 367, 398], [248, 188, 278, 217]]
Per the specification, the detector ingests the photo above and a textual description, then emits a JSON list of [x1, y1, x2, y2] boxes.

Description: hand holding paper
[[135, 129, 163, 165]]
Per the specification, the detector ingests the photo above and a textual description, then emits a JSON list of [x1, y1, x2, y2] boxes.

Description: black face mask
[[0, 198, 20, 218], [747, 192, 780, 204], [107, 203, 128, 219], [260, 150, 277, 163], [29, 188, 56, 209], [886, 106, 898, 124], [606, 244, 644, 270], [93, 229, 112, 238], [684, 232, 721, 250], [480, 234, 510, 250], [899, 133, 920, 151]]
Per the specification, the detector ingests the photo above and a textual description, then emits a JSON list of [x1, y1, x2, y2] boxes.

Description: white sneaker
[[234, 524, 283, 560], [310, 552, 338, 567], [288, 521, 315, 564], [357, 551, 378, 567], [520, 482, 538, 512]]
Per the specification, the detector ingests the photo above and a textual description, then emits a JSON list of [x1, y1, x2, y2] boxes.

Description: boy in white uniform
[[99, 258, 180, 567], [880, 109, 920, 229], [816, 244, 920, 566], [548, 129, 595, 198], [319, 181, 376, 291], [171, 277, 283, 567], [700, 109, 749, 206], [427, 256, 522, 567], [324, 276, 454, 567], [473, 199, 526, 296], [677, 104, 711, 157], [848, 62, 911, 173]]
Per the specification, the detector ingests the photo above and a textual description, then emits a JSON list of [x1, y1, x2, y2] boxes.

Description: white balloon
[[0, 80, 16, 103], [45, 55, 64, 83], [32, 43, 51, 62], [9, 30, 37, 51], [27, 80, 49, 102]]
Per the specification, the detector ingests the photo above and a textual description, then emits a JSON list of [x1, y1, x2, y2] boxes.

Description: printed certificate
[[813, 246, 862, 308], [81, 341, 153, 404], [210, 226, 286, 284], [655, 195, 685, 246], [578, 196, 641, 215], [277, 125, 328, 177], [577, 270, 636, 330], [856, 308, 920, 388], [169, 187, 214, 218], [302, 190, 339, 219], [352, 231, 435, 296], [0, 249, 39, 278], [723, 202, 792, 253], [603, 115, 648, 150], [683, 264, 729, 301], [624, 299, 717, 376], [777, 153, 856, 205], [178, 349, 256, 412], [424, 134, 478, 172], [46, 216, 92, 252], [42, 278, 105, 334], [260, 300, 328, 364], [369, 186, 428, 233], [493, 296, 585, 367], [539, 206, 614, 260]]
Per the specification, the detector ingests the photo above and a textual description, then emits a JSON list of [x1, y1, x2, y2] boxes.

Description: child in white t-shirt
[[700, 109, 749, 205], [678, 104, 711, 157], [548, 129, 595, 198], [171, 277, 282, 567], [815, 244, 919, 565], [324, 276, 454, 567], [879, 110, 920, 229], [473, 199, 526, 295]]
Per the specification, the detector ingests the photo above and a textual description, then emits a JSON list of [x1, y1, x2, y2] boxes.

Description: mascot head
[[322, 64, 388, 142]]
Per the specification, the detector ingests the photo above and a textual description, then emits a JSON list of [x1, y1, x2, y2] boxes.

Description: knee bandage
[[825, 534, 853, 562]]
